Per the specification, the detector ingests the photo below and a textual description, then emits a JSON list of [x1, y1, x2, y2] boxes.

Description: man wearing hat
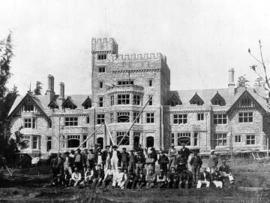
[[158, 150, 169, 174]]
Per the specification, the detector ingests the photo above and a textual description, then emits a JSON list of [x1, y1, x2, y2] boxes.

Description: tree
[[237, 75, 249, 87], [248, 40, 270, 99], [34, 81, 42, 95]]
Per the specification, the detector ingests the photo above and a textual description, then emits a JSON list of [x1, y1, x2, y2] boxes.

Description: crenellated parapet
[[91, 37, 118, 54], [108, 52, 165, 62]]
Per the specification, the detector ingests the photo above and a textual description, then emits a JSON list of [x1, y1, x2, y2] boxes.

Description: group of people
[[50, 143, 234, 190]]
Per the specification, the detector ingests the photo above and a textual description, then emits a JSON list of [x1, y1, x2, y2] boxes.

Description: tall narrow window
[[133, 112, 140, 123], [86, 116, 90, 124], [171, 133, 175, 145], [149, 79, 153, 87], [99, 81, 103, 88], [133, 95, 141, 105], [148, 95, 153, 105], [32, 135, 39, 149], [82, 135, 87, 148], [97, 114, 105, 124], [99, 97, 104, 107], [194, 132, 198, 146], [110, 113, 114, 123], [146, 113, 154, 123], [47, 136, 52, 151], [111, 95, 114, 106]]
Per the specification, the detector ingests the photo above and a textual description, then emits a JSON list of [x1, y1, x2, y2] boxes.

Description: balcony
[[106, 84, 144, 94]]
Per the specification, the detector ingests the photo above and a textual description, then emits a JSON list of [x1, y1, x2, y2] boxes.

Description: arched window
[[117, 132, 129, 145], [67, 135, 80, 148]]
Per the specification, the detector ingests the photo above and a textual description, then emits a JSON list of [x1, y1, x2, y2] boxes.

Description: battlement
[[108, 52, 165, 61], [91, 37, 118, 54]]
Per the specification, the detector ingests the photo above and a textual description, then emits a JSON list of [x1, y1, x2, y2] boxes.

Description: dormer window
[[62, 97, 77, 109], [82, 97, 92, 109], [190, 93, 204, 105], [211, 92, 226, 106]]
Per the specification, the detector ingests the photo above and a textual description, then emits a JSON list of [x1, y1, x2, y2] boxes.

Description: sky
[[1, 0, 270, 95]]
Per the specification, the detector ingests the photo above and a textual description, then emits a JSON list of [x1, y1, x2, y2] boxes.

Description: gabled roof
[[8, 92, 52, 125], [82, 96, 92, 109], [62, 96, 77, 109], [211, 92, 226, 106], [190, 93, 204, 105], [167, 93, 182, 106], [48, 100, 59, 109]]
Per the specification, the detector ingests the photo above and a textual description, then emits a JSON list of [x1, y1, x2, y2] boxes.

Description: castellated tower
[[91, 37, 170, 150]]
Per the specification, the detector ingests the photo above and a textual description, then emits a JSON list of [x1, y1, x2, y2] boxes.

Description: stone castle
[[8, 37, 270, 158]]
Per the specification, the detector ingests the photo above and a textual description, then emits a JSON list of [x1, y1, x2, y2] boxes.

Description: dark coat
[[198, 171, 211, 182], [158, 154, 169, 165]]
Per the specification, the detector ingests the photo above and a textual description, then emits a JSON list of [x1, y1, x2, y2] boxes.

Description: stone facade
[[8, 37, 270, 158]]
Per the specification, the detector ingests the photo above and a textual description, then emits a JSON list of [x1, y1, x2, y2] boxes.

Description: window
[[117, 132, 130, 145], [47, 136, 52, 151], [86, 116, 90, 124], [197, 113, 204, 121], [235, 135, 241, 143], [117, 112, 130, 123], [213, 114, 227, 124], [24, 118, 36, 128], [32, 135, 39, 149], [194, 132, 198, 146], [177, 133, 191, 146], [67, 135, 80, 148], [117, 94, 130, 105], [246, 135, 255, 145], [146, 113, 154, 123], [98, 66, 105, 73], [99, 81, 103, 88], [171, 133, 175, 145], [133, 112, 140, 123], [239, 112, 253, 123], [213, 99, 224, 106], [111, 95, 114, 106], [240, 96, 252, 107], [99, 97, 104, 107], [117, 80, 134, 85], [97, 54, 107, 60], [214, 133, 227, 146], [82, 135, 87, 148], [149, 79, 153, 87], [133, 95, 141, 105], [97, 114, 105, 124], [173, 114, 187, 124], [65, 117, 78, 126], [22, 135, 30, 148], [148, 95, 153, 105], [110, 113, 114, 123], [23, 104, 34, 112]]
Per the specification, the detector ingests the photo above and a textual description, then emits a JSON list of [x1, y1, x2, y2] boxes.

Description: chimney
[[228, 68, 235, 94], [59, 82, 65, 100], [45, 74, 55, 101]]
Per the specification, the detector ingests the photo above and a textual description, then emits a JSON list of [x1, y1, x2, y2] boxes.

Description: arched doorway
[[146, 136, 154, 148], [97, 137, 104, 149]]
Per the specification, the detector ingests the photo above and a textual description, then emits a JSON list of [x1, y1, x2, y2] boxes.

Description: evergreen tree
[[34, 81, 42, 95]]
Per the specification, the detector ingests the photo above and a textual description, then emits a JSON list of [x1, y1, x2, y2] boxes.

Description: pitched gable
[[82, 97, 92, 109], [8, 92, 51, 125], [211, 92, 226, 106], [48, 100, 59, 109], [190, 93, 204, 105], [168, 94, 182, 106], [62, 96, 77, 109]]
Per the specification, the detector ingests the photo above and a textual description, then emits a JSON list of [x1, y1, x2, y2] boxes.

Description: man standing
[[190, 151, 202, 184], [120, 147, 130, 170], [110, 145, 121, 170], [74, 149, 83, 172], [208, 150, 218, 173], [168, 144, 177, 169], [158, 151, 169, 174], [179, 143, 190, 165]]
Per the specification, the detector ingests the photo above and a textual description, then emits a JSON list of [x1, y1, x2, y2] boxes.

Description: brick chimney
[[228, 68, 235, 95], [59, 82, 65, 103], [45, 74, 55, 101]]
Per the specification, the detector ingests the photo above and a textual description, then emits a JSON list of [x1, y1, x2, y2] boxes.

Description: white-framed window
[[197, 113, 204, 121], [146, 113, 154, 123], [97, 54, 107, 60], [213, 114, 227, 124], [96, 114, 105, 124], [133, 95, 141, 105], [117, 132, 129, 145], [194, 132, 198, 146], [32, 135, 40, 150], [23, 104, 34, 112], [117, 112, 130, 123], [246, 135, 255, 145], [24, 118, 36, 128], [67, 135, 80, 148], [235, 135, 241, 143], [133, 112, 140, 123], [117, 94, 130, 105], [47, 136, 52, 151], [148, 95, 153, 105], [171, 133, 175, 145], [239, 112, 253, 123], [65, 117, 78, 126], [99, 81, 103, 88], [110, 95, 114, 106], [214, 133, 227, 146], [177, 132, 191, 146], [173, 114, 187, 124], [98, 66, 105, 73], [98, 96, 104, 107]]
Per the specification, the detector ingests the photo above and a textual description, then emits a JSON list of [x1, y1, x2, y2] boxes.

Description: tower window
[[98, 66, 106, 73], [146, 113, 154, 123], [148, 95, 153, 105], [97, 114, 105, 124], [99, 81, 103, 88], [149, 79, 153, 87], [117, 94, 130, 105], [99, 97, 104, 107], [97, 54, 107, 60]]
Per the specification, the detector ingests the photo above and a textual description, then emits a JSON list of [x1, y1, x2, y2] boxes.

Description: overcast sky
[[1, 0, 270, 95]]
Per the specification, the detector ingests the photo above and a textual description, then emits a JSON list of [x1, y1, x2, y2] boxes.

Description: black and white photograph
[[1, 0, 270, 202]]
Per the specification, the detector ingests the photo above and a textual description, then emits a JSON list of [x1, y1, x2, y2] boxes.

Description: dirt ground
[[1, 158, 270, 203]]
